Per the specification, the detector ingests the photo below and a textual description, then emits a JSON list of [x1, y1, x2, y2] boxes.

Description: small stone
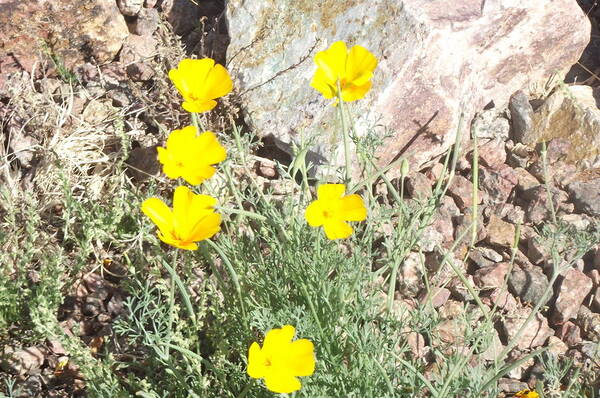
[[447, 175, 476, 209], [133, 8, 160, 35], [126, 62, 155, 81], [480, 328, 504, 361], [438, 300, 464, 320], [526, 235, 546, 265], [498, 378, 529, 394], [509, 90, 534, 144], [449, 274, 476, 302], [560, 213, 591, 230], [1, 346, 45, 375], [118, 0, 143, 16], [479, 247, 504, 262], [479, 165, 518, 204], [397, 252, 424, 296], [508, 265, 550, 305], [487, 288, 517, 311], [469, 249, 495, 269], [416, 226, 444, 252], [502, 309, 554, 349], [474, 263, 511, 289], [566, 177, 600, 217], [558, 321, 581, 346], [581, 340, 600, 361], [254, 158, 278, 179], [588, 269, 600, 287], [476, 139, 507, 169], [431, 196, 460, 246], [406, 172, 433, 198], [419, 287, 451, 308], [514, 167, 540, 193], [576, 306, 600, 341], [144, 0, 157, 7], [47, 340, 66, 355], [454, 207, 486, 245], [406, 332, 426, 358], [592, 287, 600, 313], [547, 336, 568, 356], [120, 34, 158, 64], [552, 268, 593, 324], [485, 215, 515, 248], [523, 186, 569, 225], [82, 296, 104, 317], [473, 109, 511, 141]]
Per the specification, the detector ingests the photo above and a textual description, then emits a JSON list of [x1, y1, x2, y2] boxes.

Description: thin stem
[[336, 80, 351, 184], [540, 141, 557, 225], [470, 120, 479, 248], [165, 250, 178, 359]]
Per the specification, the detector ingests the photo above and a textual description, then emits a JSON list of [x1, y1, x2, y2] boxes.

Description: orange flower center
[[263, 358, 272, 367], [322, 209, 333, 219]]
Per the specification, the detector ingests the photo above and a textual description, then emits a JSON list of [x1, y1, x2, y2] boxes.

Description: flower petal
[[287, 339, 315, 377], [305, 200, 325, 227], [247, 342, 267, 379], [317, 183, 346, 201], [263, 371, 302, 394], [187, 212, 221, 242], [310, 68, 336, 99], [314, 41, 347, 83], [157, 232, 198, 250], [182, 99, 217, 113], [203, 63, 233, 99], [141, 198, 173, 236], [345, 44, 377, 85], [196, 131, 227, 165], [339, 194, 367, 221], [323, 219, 353, 240], [341, 81, 372, 102]]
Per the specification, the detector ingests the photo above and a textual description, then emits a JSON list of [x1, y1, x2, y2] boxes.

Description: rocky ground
[[0, 0, 599, 397]]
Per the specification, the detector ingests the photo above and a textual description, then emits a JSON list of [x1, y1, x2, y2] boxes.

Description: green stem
[[165, 250, 178, 359], [216, 206, 267, 221], [336, 80, 351, 184], [205, 239, 247, 321]]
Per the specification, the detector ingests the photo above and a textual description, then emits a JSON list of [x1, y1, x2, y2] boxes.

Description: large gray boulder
[[226, 0, 590, 175]]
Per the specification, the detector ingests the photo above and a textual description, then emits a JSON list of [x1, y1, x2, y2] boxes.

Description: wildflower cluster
[[139, 40, 376, 394]]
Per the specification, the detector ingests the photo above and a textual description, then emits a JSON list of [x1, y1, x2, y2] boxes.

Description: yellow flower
[[157, 125, 226, 185], [515, 390, 539, 398], [310, 41, 377, 103], [247, 325, 315, 394], [304, 184, 367, 240], [168, 58, 233, 113], [141, 185, 221, 250]]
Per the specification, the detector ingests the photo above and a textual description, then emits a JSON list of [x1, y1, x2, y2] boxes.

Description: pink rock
[[552, 268, 593, 324], [502, 309, 554, 350], [0, 0, 128, 74], [407, 332, 427, 358], [558, 321, 581, 347], [480, 164, 519, 204], [488, 288, 518, 311], [547, 336, 568, 356], [591, 287, 600, 313], [419, 287, 451, 308], [485, 214, 516, 248], [477, 139, 507, 169], [474, 262, 511, 289], [447, 174, 476, 210], [226, 0, 590, 174]]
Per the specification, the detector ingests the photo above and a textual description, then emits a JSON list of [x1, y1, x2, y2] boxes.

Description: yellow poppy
[[157, 125, 226, 185], [304, 184, 367, 240], [168, 58, 233, 113], [141, 186, 221, 250], [310, 41, 377, 103], [247, 325, 315, 394], [515, 390, 539, 398]]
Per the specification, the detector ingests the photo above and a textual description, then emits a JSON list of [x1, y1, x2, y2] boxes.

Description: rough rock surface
[[525, 85, 600, 169], [0, 0, 129, 85], [553, 268, 593, 324], [226, 0, 590, 174]]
